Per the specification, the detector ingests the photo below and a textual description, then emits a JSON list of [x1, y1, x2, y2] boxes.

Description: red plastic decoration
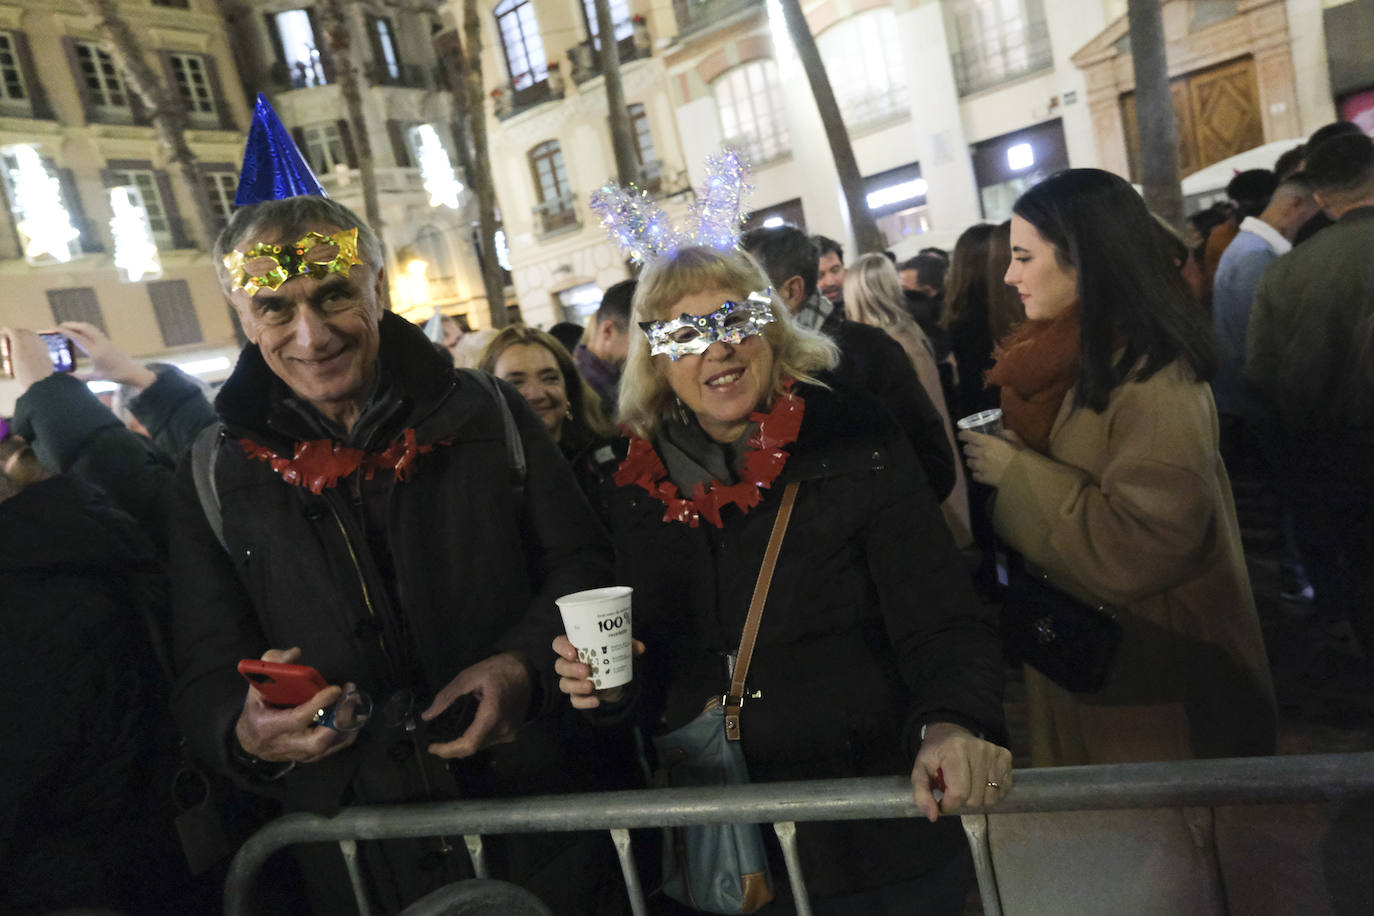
[[240, 429, 452, 495], [615, 386, 804, 528]]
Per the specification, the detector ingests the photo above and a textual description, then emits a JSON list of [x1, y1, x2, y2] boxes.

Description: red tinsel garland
[[241, 428, 451, 495], [614, 389, 804, 528]]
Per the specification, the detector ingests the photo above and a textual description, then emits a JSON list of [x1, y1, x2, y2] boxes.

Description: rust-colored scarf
[[986, 310, 1081, 454]]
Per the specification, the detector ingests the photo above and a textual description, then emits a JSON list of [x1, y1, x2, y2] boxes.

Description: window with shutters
[[302, 122, 349, 174], [712, 59, 790, 165], [528, 140, 577, 234], [47, 287, 105, 332], [75, 42, 132, 122], [148, 279, 204, 347], [372, 16, 401, 81], [628, 103, 661, 192], [204, 172, 236, 228], [494, 0, 547, 91], [170, 54, 218, 128], [0, 33, 29, 113], [109, 170, 170, 245]]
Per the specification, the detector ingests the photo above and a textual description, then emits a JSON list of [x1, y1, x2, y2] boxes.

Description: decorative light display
[[3, 144, 80, 264], [410, 124, 463, 210], [590, 149, 753, 266], [109, 185, 162, 282], [493, 228, 512, 271]]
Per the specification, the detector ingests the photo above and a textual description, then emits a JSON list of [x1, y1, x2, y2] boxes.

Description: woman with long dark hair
[[941, 223, 997, 419], [960, 169, 1275, 767]]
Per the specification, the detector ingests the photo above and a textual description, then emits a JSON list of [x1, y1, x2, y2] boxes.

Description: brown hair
[[479, 326, 614, 446]]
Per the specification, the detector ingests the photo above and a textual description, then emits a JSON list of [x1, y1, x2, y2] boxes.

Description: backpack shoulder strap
[[460, 368, 527, 488], [190, 422, 227, 552]]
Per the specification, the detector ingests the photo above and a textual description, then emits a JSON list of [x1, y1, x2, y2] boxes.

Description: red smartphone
[[0, 332, 78, 377], [237, 659, 330, 708]]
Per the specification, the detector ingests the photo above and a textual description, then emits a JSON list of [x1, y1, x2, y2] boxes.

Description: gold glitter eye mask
[[223, 228, 362, 295]]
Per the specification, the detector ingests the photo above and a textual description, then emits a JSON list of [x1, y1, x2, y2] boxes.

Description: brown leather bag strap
[[724, 481, 799, 741]]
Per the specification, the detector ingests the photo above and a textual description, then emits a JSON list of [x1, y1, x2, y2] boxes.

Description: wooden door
[[1120, 56, 1262, 181]]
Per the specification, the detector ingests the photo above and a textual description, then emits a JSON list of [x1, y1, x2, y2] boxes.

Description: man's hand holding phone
[[235, 647, 361, 764], [0, 328, 76, 391]]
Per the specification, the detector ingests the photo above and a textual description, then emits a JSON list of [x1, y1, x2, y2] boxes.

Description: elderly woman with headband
[[552, 241, 1010, 913]]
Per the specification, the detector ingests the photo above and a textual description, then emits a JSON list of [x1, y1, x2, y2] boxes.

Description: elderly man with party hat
[[169, 95, 624, 914]]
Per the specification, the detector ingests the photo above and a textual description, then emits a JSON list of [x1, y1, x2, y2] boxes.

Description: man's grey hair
[[212, 196, 384, 294]]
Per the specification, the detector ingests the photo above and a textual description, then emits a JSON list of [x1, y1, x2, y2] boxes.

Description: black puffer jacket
[[0, 476, 183, 915], [169, 313, 615, 816], [609, 382, 1005, 897]]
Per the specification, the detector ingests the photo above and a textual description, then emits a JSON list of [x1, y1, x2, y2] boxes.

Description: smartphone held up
[[0, 331, 78, 378]]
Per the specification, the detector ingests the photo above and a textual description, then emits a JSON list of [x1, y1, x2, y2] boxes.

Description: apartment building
[[454, 0, 1330, 326], [221, 0, 493, 327], [0, 0, 251, 412]]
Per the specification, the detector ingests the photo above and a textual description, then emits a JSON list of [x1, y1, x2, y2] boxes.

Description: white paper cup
[[956, 408, 1003, 437], [555, 586, 634, 690]]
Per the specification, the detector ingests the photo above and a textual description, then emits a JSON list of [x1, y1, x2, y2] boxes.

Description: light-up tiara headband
[[222, 228, 363, 296], [640, 290, 776, 360], [590, 150, 753, 266]]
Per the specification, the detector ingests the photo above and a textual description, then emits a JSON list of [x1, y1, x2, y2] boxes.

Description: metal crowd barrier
[[224, 751, 1374, 916]]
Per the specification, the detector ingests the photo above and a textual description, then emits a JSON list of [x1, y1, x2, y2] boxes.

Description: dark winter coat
[[608, 382, 1005, 897], [169, 313, 615, 813], [0, 476, 183, 915], [819, 314, 957, 501]]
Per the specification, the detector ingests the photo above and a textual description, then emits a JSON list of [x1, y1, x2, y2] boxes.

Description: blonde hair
[[479, 325, 615, 444], [618, 246, 839, 439], [843, 253, 915, 330]]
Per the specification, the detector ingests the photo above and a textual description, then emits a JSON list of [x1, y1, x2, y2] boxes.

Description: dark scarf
[[985, 309, 1081, 453]]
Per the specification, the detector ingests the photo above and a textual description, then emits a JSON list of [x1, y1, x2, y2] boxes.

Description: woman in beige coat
[[961, 169, 1276, 768], [845, 253, 973, 548]]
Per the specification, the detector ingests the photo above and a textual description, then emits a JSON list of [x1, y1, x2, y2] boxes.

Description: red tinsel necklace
[[240, 428, 451, 495], [614, 387, 804, 528]]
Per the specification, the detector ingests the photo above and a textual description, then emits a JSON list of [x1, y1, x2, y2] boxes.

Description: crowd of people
[[2, 119, 1372, 916]]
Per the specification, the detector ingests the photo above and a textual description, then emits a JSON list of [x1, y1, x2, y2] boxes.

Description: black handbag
[[997, 551, 1122, 694]]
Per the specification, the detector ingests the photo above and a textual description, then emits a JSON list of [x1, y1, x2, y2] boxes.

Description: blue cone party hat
[[234, 93, 327, 206]]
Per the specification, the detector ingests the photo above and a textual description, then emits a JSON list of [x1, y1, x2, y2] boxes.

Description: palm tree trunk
[[1128, 0, 1184, 233], [775, 0, 884, 255], [592, 0, 640, 187], [462, 0, 510, 328], [317, 0, 381, 233]]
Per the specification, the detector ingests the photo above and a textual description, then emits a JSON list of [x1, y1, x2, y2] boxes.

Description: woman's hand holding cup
[[553, 633, 646, 709]]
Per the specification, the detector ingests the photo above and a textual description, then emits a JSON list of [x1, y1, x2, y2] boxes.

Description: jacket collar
[[216, 311, 456, 450]]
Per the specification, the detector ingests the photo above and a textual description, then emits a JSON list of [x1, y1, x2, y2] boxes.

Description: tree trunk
[[775, 0, 884, 255], [592, 0, 640, 187], [461, 0, 509, 328], [78, 0, 218, 251], [317, 0, 381, 233], [1127, 0, 1184, 233], [78, 0, 247, 346]]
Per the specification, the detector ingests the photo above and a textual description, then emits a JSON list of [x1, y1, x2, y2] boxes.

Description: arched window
[[816, 10, 908, 131], [494, 0, 547, 90], [711, 59, 790, 165], [529, 140, 577, 233]]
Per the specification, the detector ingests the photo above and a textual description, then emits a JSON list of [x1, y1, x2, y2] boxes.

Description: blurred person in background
[[1247, 132, 1374, 692], [845, 253, 971, 548], [481, 325, 621, 516], [574, 279, 635, 416], [810, 234, 847, 318]]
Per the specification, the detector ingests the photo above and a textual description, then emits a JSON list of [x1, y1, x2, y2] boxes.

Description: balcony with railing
[[533, 192, 580, 237], [672, 0, 763, 37], [493, 77, 566, 121], [950, 17, 1053, 96], [269, 56, 335, 92], [364, 62, 431, 90], [566, 31, 650, 85]]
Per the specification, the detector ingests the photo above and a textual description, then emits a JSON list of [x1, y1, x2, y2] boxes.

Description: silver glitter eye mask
[[639, 290, 776, 360]]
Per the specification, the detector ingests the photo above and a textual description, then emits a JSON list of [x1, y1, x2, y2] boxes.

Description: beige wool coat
[[993, 361, 1276, 766]]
